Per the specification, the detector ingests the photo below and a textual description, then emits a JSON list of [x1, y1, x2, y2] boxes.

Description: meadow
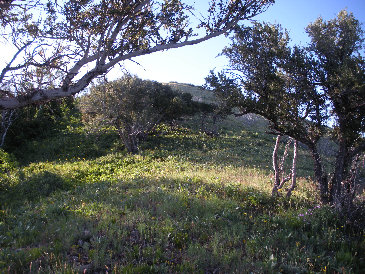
[[0, 84, 364, 273]]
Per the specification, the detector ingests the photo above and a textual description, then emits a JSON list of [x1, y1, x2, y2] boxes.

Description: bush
[[5, 97, 80, 149], [0, 149, 18, 193], [80, 75, 203, 153], [0, 149, 17, 174]]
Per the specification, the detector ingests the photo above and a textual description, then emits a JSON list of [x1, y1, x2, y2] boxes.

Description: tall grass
[[1, 117, 364, 273]]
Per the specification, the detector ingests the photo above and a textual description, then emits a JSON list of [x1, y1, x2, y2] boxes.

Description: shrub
[[80, 75, 203, 153], [5, 97, 80, 149], [0, 149, 17, 174]]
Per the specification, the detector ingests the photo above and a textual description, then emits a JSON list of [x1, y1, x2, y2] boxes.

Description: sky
[[1, 1, 364, 87], [115, 0, 365, 86]]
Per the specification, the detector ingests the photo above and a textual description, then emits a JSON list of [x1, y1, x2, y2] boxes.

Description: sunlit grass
[[0, 118, 364, 273]]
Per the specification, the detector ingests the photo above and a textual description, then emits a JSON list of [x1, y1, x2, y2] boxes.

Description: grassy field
[[0, 84, 364, 273]]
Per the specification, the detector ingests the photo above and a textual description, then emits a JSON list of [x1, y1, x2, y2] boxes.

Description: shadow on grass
[[11, 131, 120, 166], [1, 175, 363, 273], [1, 171, 73, 207]]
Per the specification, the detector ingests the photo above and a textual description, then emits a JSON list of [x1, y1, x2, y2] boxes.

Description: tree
[[205, 10, 365, 208], [0, 0, 274, 110], [271, 135, 298, 198], [3, 97, 78, 149], [80, 75, 200, 153], [0, 109, 16, 147], [0, 0, 13, 18]]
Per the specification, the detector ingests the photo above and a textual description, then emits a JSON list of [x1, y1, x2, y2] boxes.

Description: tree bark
[[308, 143, 328, 203], [329, 139, 351, 208], [278, 138, 293, 189], [286, 139, 298, 198], [117, 126, 139, 154], [0, 109, 16, 147], [127, 134, 139, 154], [272, 135, 281, 196], [271, 136, 298, 197]]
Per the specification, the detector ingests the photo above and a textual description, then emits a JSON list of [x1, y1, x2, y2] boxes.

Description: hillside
[[166, 82, 270, 133], [0, 83, 364, 273], [166, 82, 217, 105]]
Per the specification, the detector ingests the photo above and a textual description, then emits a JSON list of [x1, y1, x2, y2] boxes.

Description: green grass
[[0, 84, 364, 272], [1, 122, 364, 273]]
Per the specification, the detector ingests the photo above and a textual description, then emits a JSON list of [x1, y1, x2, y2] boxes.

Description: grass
[[0, 84, 364, 273]]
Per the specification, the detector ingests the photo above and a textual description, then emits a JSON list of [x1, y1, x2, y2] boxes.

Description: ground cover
[[1, 116, 364, 273]]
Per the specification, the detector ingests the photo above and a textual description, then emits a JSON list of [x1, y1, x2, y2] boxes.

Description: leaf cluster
[[79, 75, 207, 152], [0, 1, 275, 109], [4, 97, 78, 149], [205, 10, 365, 206], [306, 10, 365, 144], [206, 11, 364, 149]]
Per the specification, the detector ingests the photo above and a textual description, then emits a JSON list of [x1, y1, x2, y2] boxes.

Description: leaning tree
[[0, 0, 274, 110], [205, 10, 365, 209]]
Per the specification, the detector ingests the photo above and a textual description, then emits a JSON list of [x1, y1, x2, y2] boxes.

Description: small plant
[[0, 149, 17, 174], [0, 149, 18, 193]]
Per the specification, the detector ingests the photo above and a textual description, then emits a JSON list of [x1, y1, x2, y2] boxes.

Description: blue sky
[[116, 0, 365, 86]]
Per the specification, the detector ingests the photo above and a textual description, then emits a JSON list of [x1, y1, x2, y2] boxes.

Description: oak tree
[[80, 75, 200, 154], [205, 10, 365, 208], [0, 0, 274, 110]]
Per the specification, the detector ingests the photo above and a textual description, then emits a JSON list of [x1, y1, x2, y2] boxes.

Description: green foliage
[[0, 114, 363, 272], [306, 10, 365, 141], [80, 75, 207, 153], [5, 97, 80, 149], [0, 149, 17, 174], [0, 149, 18, 193], [205, 22, 321, 143], [205, 10, 365, 205]]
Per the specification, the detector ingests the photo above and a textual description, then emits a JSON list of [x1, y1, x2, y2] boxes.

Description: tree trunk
[[342, 154, 362, 209], [117, 127, 139, 154], [330, 140, 349, 208], [272, 135, 298, 197], [128, 135, 139, 154], [309, 143, 328, 204], [334, 150, 364, 211], [278, 138, 293, 189], [286, 140, 298, 198], [0, 109, 16, 147], [272, 135, 281, 196]]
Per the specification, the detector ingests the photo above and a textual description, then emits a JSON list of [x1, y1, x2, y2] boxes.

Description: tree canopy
[[0, 0, 274, 110], [80, 75, 203, 153], [205, 10, 365, 207]]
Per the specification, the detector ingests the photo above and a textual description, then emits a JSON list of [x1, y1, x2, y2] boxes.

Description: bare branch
[[0, 40, 32, 82]]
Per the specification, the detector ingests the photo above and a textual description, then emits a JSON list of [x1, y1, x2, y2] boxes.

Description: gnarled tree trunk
[[272, 135, 282, 196], [0, 109, 16, 147], [117, 126, 139, 154], [330, 139, 352, 208], [272, 135, 298, 197], [286, 139, 298, 198], [308, 143, 329, 204]]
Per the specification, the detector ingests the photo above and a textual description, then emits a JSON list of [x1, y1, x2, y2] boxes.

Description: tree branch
[[0, 40, 32, 82], [0, 0, 275, 109]]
